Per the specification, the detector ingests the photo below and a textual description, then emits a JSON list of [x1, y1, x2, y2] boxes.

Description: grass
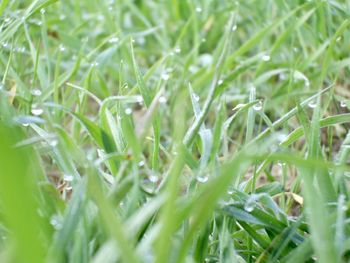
[[0, 0, 350, 262]]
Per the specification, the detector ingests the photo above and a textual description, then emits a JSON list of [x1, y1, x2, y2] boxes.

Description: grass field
[[0, 0, 350, 262]]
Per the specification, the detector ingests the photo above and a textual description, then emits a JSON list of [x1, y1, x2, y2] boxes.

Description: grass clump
[[0, 0, 350, 262]]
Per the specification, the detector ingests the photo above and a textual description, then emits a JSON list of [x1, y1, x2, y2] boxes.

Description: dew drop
[[227, 187, 234, 195], [31, 104, 44, 116], [192, 93, 200, 102], [40, 8, 46, 15], [149, 175, 158, 183], [108, 37, 119, 43], [125, 108, 132, 115], [91, 62, 99, 67], [189, 65, 199, 73], [49, 139, 58, 147], [277, 133, 288, 143], [195, 7, 202, 13], [261, 54, 270, 61], [63, 174, 74, 182], [340, 100, 347, 108], [159, 96, 167, 104], [136, 37, 145, 46], [336, 36, 342, 42], [198, 54, 214, 67], [253, 100, 263, 111], [59, 44, 66, 52], [231, 24, 237, 31], [22, 123, 29, 127], [161, 72, 170, 81], [278, 73, 287, 81], [305, 79, 310, 87], [244, 199, 256, 212], [277, 161, 286, 168], [174, 47, 181, 54], [32, 89, 42, 97], [138, 160, 145, 167], [218, 79, 224, 85], [308, 100, 317, 109], [17, 47, 26, 53], [136, 96, 143, 104], [196, 175, 208, 183], [50, 215, 62, 230]]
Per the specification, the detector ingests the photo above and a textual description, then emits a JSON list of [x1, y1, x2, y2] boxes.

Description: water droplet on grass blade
[[198, 53, 213, 67], [31, 104, 43, 116], [125, 108, 132, 115], [174, 47, 181, 54], [277, 161, 286, 168], [231, 24, 237, 31], [159, 96, 167, 104], [253, 100, 263, 111], [308, 100, 317, 109], [136, 96, 143, 103], [227, 187, 234, 195], [340, 100, 347, 108], [149, 175, 158, 183], [49, 139, 58, 147], [244, 199, 256, 212], [161, 72, 170, 80], [138, 160, 145, 167], [63, 174, 74, 182], [305, 79, 310, 87], [40, 8, 46, 15], [192, 93, 200, 102], [195, 7, 202, 13], [196, 175, 208, 183], [59, 44, 66, 52], [261, 54, 270, 61], [31, 89, 42, 97], [109, 37, 119, 43], [50, 217, 62, 230], [218, 79, 224, 85]]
